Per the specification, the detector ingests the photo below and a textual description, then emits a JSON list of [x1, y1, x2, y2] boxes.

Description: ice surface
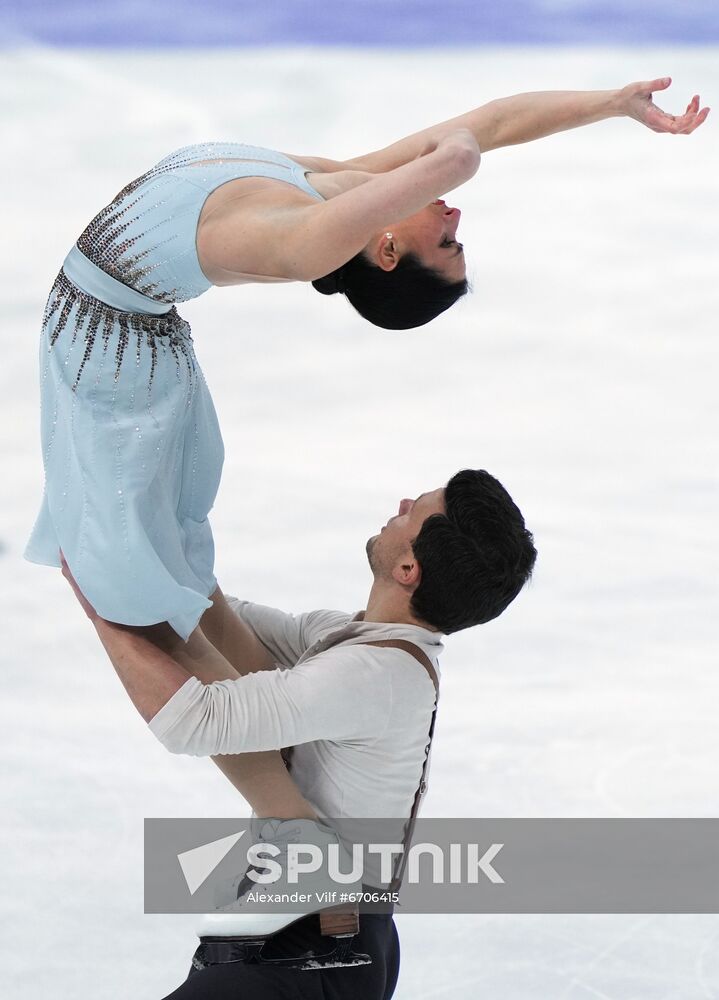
[[1, 45, 718, 999]]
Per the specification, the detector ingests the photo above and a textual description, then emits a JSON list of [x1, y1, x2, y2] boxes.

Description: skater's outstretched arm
[[346, 78, 709, 171]]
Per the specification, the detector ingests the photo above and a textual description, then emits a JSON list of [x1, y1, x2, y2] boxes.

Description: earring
[[385, 233, 393, 240]]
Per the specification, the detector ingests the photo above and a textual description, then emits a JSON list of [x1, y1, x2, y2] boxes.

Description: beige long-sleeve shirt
[[148, 596, 441, 824]]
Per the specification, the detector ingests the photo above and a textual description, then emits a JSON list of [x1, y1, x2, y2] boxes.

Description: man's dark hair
[[410, 469, 537, 634], [312, 251, 468, 330]]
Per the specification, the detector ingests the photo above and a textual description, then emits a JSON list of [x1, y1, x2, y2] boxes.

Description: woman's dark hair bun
[[311, 269, 345, 296], [311, 251, 469, 330]]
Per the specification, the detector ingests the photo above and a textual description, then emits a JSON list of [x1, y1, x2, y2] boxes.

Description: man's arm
[[148, 645, 391, 756], [59, 556, 321, 817], [347, 79, 709, 172], [86, 613, 390, 754], [60, 554, 384, 755]]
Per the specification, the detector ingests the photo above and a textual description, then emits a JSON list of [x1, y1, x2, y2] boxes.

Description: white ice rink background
[[1, 22, 718, 1000]]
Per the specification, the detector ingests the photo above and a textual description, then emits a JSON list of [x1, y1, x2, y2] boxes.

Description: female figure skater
[[27, 77, 707, 971], [26, 77, 707, 639]]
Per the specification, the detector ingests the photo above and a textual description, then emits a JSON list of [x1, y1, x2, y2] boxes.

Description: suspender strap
[[280, 638, 440, 894], [361, 639, 439, 695], [361, 640, 439, 893]]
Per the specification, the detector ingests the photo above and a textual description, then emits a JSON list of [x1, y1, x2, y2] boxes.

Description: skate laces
[[229, 819, 355, 902]]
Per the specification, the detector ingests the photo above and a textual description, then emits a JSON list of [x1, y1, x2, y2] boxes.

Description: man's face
[[366, 487, 446, 579]]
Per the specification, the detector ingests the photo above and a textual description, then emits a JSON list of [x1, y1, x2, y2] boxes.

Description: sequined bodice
[[75, 142, 324, 305]]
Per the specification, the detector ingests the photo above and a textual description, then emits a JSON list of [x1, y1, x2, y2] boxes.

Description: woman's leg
[[198, 585, 277, 677], [142, 617, 317, 821]]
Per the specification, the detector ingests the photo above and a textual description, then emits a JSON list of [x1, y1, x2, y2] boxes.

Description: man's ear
[[392, 555, 421, 589]]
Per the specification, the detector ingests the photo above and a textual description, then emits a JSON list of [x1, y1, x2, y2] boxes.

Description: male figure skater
[[62, 468, 537, 999]]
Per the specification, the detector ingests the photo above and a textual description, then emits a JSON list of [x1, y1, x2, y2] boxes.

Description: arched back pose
[[26, 76, 707, 974], [26, 77, 708, 637]]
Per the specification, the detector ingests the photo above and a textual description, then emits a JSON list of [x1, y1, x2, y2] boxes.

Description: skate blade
[[293, 932, 373, 971], [254, 938, 373, 971], [262, 949, 372, 970], [297, 951, 373, 970]]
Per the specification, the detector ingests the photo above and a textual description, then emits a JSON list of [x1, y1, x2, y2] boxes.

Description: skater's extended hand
[[59, 550, 98, 622], [619, 78, 710, 134]]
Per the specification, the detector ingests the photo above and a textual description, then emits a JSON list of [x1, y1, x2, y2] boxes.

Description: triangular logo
[[177, 831, 245, 895]]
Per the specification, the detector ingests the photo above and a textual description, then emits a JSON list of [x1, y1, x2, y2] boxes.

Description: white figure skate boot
[[194, 817, 371, 971]]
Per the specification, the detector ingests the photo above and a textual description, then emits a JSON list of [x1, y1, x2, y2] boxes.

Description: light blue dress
[[25, 142, 324, 640]]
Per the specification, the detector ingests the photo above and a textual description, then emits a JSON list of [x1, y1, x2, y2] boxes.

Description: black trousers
[[160, 913, 400, 1000]]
